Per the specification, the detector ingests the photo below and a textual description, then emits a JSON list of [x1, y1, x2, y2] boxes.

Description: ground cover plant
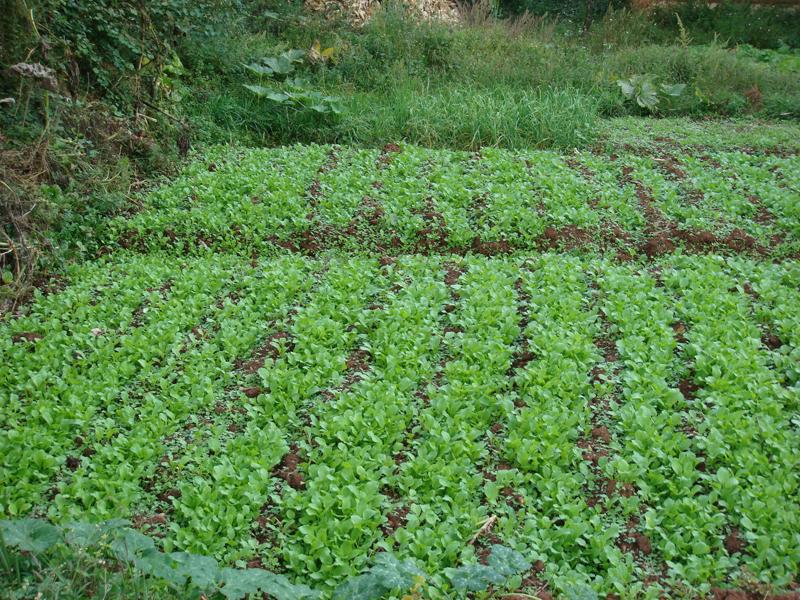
[[2, 126, 800, 599]]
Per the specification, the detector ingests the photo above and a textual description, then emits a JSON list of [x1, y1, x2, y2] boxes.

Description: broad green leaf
[[565, 583, 599, 600], [64, 519, 129, 549], [110, 528, 155, 562], [333, 553, 425, 600], [135, 548, 189, 588], [243, 63, 275, 76], [243, 84, 270, 96], [487, 544, 531, 576], [0, 519, 61, 553], [637, 80, 659, 109], [616, 80, 635, 98], [449, 545, 531, 592], [263, 56, 294, 76], [661, 83, 687, 97], [283, 49, 306, 63], [263, 90, 292, 103], [448, 564, 506, 591], [169, 551, 221, 589], [220, 567, 320, 600]]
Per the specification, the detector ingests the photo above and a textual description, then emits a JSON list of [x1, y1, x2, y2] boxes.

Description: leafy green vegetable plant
[[243, 50, 342, 115], [617, 75, 686, 111]]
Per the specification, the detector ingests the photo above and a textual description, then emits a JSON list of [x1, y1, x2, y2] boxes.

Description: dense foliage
[[2, 136, 799, 598], [2, 2, 799, 597], [1, 0, 242, 103]]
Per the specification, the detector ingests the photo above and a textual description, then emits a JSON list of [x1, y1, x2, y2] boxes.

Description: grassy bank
[[180, 2, 800, 150]]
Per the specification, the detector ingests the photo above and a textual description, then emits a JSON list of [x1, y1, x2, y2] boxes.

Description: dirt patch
[[380, 505, 410, 537], [308, 180, 322, 201], [377, 142, 402, 168], [742, 282, 758, 298], [267, 235, 300, 253], [11, 331, 43, 343], [620, 170, 768, 259], [676, 228, 717, 247], [672, 321, 688, 345], [132, 513, 168, 535], [345, 348, 370, 372], [359, 195, 384, 226], [252, 499, 284, 550], [642, 233, 676, 258], [565, 157, 595, 181], [500, 485, 525, 510], [724, 528, 746, 555], [241, 386, 263, 398], [617, 516, 651, 557], [678, 377, 700, 400], [762, 332, 783, 350], [748, 195, 776, 227], [516, 561, 553, 600], [318, 148, 340, 175], [237, 331, 292, 374], [578, 359, 617, 512], [595, 337, 619, 363], [599, 221, 632, 252], [443, 262, 465, 287], [538, 225, 593, 251], [415, 198, 450, 253], [724, 228, 759, 252], [510, 350, 536, 371], [470, 236, 513, 256], [508, 275, 534, 385], [292, 193, 395, 257], [157, 488, 181, 503], [341, 348, 371, 390], [659, 156, 686, 180], [273, 444, 305, 490], [591, 425, 611, 444]]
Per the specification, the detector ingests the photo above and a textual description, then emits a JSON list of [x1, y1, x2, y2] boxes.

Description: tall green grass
[[339, 86, 599, 149]]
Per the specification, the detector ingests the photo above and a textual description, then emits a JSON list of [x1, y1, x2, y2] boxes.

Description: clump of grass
[[343, 85, 599, 149]]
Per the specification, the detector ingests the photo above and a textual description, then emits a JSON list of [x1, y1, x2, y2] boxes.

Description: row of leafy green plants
[[595, 254, 800, 593], [101, 144, 800, 261], [3, 252, 798, 596]]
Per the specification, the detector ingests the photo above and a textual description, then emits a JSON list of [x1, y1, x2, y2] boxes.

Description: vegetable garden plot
[[2, 142, 800, 599], [105, 143, 800, 259]]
